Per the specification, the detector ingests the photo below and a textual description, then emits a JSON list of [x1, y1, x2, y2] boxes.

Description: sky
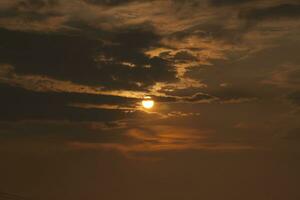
[[0, 0, 300, 199]]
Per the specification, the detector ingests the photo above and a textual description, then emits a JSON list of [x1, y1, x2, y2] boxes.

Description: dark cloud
[[196, 23, 243, 43], [210, 88, 257, 102], [174, 51, 197, 62], [82, 0, 135, 6], [185, 92, 216, 102], [0, 83, 136, 121], [0, 27, 177, 91], [171, 0, 201, 7], [167, 22, 244, 45], [209, 0, 252, 7], [240, 4, 300, 22], [0, 0, 60, 20], [17, 0, 59, 9]]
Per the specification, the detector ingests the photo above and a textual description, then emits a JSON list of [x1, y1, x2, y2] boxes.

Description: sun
[[142, 96, 155, 109]]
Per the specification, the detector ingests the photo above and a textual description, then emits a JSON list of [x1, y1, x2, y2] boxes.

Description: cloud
[[0, 64, 161, 100], [0, 27, 178, 91], [82, 0, 137, 6], [0, 120, 131, 155], [262, 64, 300, 89], [68, 125, 254, 157], [0, 82, 138, 122], [183, 92, 217, 103], [209, 0, 253, 7], [240, 4, 300, 23], [0, 0, 300, 159], [0, 0, 65, 31]]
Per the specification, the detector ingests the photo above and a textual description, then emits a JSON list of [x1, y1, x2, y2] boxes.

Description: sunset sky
[[1, 0, 300, 199]]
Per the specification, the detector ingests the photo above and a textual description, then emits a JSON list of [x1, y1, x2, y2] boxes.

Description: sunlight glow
[[142, 97, 155, 109]]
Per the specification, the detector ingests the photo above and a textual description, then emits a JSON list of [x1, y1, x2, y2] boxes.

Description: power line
[[0, 192, 31, 200]]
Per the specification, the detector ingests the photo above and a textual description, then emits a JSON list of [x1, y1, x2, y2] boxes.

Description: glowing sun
[[142, 97, 155, 109]]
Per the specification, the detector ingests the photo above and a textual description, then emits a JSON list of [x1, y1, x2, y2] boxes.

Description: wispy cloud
[[68, 125, 255, 158]]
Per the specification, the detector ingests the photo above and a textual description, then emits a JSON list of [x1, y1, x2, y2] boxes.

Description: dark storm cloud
[[0, 83, 136, 121], [240, 4, 300, 22], [0, 27, 177, 91]]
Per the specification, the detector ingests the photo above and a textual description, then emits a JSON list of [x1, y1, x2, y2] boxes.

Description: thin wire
[[0, 192, 31, 200]]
